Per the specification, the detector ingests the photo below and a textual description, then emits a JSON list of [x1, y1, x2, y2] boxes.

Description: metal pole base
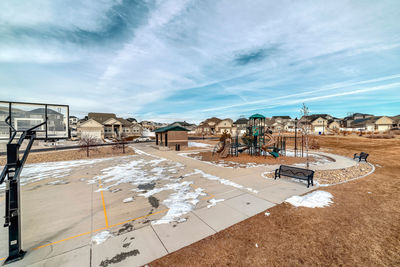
[[4, 250, 25, 265]]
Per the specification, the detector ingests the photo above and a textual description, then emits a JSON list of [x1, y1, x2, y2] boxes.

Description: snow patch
[[151, 182, 206, 225], [188, 142, 212, 148], [92, 231, 112, 245], [47, 179, 68, 185], [184, 169, 258, 194], [2, 157, 115, 187], [123, 197, 134, 203], [264, 212, 270, 216], [285, 191, 333, 208], [207, 198, 224, 208]]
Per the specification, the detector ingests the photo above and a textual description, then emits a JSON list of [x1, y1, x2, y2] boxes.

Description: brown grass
[[0, 146, 135, 165], [151, 135, 400, 266]]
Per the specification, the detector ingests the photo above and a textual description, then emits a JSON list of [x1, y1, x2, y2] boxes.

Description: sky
[[1, 0, 400, 123]]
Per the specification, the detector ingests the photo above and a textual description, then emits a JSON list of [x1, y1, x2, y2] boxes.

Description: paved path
[[1, 144, 356, 266]]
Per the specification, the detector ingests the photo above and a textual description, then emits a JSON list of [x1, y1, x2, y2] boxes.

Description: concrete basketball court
[[0, 143, 356, 266]]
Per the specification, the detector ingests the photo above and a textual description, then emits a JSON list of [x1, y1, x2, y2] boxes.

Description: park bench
[[353, 152, 369, 162], [274, 165, 314, 188]]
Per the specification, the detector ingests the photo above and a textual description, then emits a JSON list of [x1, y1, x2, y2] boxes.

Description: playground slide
[[219, 139, 231, 158], [213, 141, 225, 155], [260, 133, 276, 153], [237, 146, 248, 153]]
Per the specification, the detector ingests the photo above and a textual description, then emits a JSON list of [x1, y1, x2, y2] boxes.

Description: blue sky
[[1, 0, 400, 123]]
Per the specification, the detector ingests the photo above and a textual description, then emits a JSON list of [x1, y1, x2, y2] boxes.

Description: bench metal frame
[[353, 152, 369, 162], [274, 165, 314, 188]]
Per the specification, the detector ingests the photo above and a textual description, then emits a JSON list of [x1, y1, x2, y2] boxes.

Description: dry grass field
[[0, 146, 135, 165], [151, 136, 400, 266]]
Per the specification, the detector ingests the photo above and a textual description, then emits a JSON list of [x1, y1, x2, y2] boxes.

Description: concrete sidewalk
[[1, 144, 354, 266]]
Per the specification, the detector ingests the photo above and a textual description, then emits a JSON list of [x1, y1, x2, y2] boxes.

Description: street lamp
[[294, 117, 298, 157]]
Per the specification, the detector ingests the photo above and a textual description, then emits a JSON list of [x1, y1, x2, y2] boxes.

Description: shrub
[[309, 135, 320, 149], [219, 130, 231, 141], [79, 136, 99, 157], [366, 133, 395, 139]]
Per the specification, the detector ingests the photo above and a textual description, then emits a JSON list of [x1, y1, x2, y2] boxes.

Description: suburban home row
[[196, 116, 302, 135], [195, 113, 400, 136], [77, 113, 143, 140]]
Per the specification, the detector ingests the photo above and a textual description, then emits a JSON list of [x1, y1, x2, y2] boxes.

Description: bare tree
[[112, 133, 127, 153], [79, 136, 99, 157], [298, 103, 311, 169]]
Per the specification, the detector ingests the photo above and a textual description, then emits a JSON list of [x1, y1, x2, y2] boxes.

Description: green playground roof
[[249, 113, 265, 119], [154, 125, 190, 133]]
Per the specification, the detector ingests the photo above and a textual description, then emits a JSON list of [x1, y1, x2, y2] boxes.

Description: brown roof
[[204, 117, 221, 124], [198, 122, 211, 128], [88, 112, 116, 124], [116, 117, 133, 127]]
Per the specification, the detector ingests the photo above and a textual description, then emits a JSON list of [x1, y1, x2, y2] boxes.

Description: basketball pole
[[0, 117, 46, 264]]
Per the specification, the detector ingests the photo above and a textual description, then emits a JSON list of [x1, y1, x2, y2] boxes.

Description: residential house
[[77, 112, 143, 140], [391, 115, 400, 129], [196, 117, 221, 135], [195, 122, 212, 135], [215, 118, 234, 134], [327, 120, 341, 131], [204, 117, 221, 134], [233, 118, 248, 136], [269, 116, 293, 132], [140, 121, 157, 131], [349, 116, 394, 132], [299, 114, 332, 134], [343, 113, 374, 127], [69, 115, 79, 139], [170, 121, 197, 131], [77, 119, 104, 140]]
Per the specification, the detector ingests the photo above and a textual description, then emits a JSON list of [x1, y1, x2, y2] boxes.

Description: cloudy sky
[[1, 0, 399, 122]]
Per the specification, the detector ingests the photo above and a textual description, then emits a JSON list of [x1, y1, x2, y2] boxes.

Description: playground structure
[[213, 114, 291, 159], [211, 113, 310, 159]]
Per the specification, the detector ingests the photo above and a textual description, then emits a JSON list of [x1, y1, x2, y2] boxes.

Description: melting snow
[[92, 231, 112, 245], [285, 190, 333, 208], [188, 142, 212, 148], [47, 179, 69, 185], [207, 198, 224, 208], [123, 197, 134, 203], [151, 182, 206, 225], [184, 169, 258, 194], [0, 157, 114, 187]]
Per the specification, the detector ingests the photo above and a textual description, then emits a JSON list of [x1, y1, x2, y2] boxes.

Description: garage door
[[82, 131, 102, 140], [377, 125, 389, 132], [314, 126, 324, 133]]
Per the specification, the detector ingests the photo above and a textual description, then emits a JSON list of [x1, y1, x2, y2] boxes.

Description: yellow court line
[[98, 182, 109, 228], [2, 182, 215, 258], [32, 209, 169, 250], [108, 208, 169, 228]]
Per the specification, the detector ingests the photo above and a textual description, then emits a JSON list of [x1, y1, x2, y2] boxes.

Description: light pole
[[294, 117, 298, 157]]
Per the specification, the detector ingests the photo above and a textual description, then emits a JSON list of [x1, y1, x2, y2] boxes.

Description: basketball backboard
[[0, 101, 69, 140]]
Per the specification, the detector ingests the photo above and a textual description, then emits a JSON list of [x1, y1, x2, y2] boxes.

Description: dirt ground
[[0, 146, 135, 165], [151, 135, 400, 266]]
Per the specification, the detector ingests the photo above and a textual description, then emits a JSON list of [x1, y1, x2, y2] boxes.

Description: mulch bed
[[263, 162, 373, 185]]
